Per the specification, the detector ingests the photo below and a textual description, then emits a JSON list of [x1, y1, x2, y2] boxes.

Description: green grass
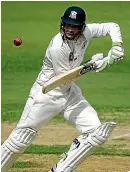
[[1, 1, 130, 125], [13, 162, 34, 168], [22, 144, 130, 156]]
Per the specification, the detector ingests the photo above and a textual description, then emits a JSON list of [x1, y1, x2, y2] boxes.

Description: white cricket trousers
[[17, 82, 101, 133], [1, 82, 101, 172]]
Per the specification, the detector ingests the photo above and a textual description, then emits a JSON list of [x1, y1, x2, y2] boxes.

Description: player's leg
[[49, 122, 116, 172], [49, 84, 116, 172], [1, 127, 37, 172], [1, 82, 65, 172], [63, 83, 102, 134]]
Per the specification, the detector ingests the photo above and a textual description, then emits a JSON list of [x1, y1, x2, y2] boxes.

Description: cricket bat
[[42, 60, 95, 93]]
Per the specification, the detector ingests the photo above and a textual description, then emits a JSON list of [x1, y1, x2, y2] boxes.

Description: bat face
[[42, 61, 94, 93], [42, 66, 84, 93]]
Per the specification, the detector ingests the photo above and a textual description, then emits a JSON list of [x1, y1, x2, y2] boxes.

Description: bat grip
[[80, 62, 95, 75]]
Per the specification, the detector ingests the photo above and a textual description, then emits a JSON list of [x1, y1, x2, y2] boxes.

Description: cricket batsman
[[1, 6, 124, 172]]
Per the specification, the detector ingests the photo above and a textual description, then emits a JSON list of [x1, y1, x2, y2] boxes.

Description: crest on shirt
[[69, 11, 77, 19]]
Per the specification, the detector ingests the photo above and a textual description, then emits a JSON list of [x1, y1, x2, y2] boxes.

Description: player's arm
[[86, 23, 124, 70], [87, 22, 123, 43]]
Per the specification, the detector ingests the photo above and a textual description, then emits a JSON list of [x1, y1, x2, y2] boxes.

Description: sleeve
[[49, 45, 71, 75], [87, 23, 123, 43]]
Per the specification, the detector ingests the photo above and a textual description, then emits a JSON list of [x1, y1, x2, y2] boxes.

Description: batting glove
[[108, 42, 124, 65], [90, 53, 108, 72]]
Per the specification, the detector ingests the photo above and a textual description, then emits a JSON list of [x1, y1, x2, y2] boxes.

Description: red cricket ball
[[13, 38, 22, 46]]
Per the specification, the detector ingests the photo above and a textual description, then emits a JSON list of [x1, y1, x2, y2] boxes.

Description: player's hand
[[108, 42, 124, 64], [90, 53, 108, 72]]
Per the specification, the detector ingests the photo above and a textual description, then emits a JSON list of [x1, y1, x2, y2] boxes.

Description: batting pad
[[1, 127, 37, 172], [50, 122, 116, 172]]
